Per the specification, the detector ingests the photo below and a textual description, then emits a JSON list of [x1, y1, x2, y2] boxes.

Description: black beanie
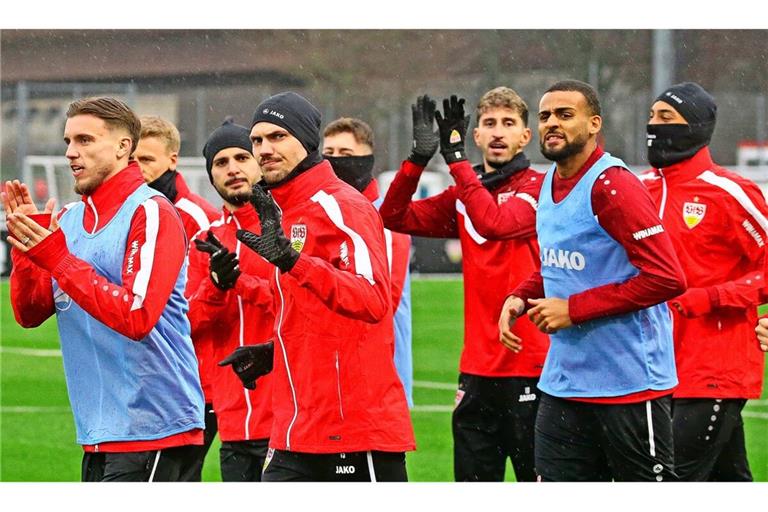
[[655, 82, 717, 125], [250, 92, 321, 153], [202, 117, 253, 179]]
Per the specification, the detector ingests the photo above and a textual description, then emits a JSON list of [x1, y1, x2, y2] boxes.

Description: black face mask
[[325, 155, 375, 193], [147, 170, 178, 203], [646, 121, 714, 168]]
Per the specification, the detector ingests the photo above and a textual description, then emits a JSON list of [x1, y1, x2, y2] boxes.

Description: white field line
[[412, 405, 453, 413], [1, 406, 70, 413], [413, 380, 455, 390], [1, 353, 767, 414], [0, 346, 61, 357]]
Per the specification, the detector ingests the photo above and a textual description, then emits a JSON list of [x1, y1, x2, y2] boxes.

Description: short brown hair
[[323, 117, 375, 151], [66, 97, 141, 154], [476, 87, 529, 127], [140, 115, 181, 153]]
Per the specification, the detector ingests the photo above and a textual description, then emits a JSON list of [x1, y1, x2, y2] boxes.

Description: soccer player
[[642, 82, 768, 481], [135, 115, 221, 478], [499, 80, 687, 481], [185, 119, 275, 481], [135, 116, 220, 240], [379, 89, 547, 481], [4, 97, 204, 481], [322, 116, 414, 407], [232, 92, 415, 481]]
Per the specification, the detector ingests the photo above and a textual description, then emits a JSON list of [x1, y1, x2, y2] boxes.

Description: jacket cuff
[[401, 160, 426, 179], [286, 251, 311, 282], [448, 160, 477, 183], [25, 229, 70, 274], [706, 286, 720, 310], [568, 295, 588, 325]]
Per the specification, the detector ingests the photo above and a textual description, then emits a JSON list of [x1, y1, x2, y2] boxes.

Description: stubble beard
[[215, 183, 251, 206], [540, 131, 588, 163], [73, 165, 111, 196]]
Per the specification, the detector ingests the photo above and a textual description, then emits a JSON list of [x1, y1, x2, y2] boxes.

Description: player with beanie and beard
[[228, 92, 414, 481], [322, 117, 414, 409], [640, 82, 768, 481], [184, 119, 275, 481]]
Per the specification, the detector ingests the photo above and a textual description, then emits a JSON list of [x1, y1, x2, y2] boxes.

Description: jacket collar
[[655, 146, 714, 184], [174, 171, 191, 199], [223, 201, 261, 228], [83, 161, 145, 213], [270, 159, 340, 207], [361, 179, 380, 202]]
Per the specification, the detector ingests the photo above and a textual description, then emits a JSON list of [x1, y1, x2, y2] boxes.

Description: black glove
[[236, 185, 300, 273], [193, 231, 241, 290], [435, 95, 471, 164], [218, 341, 275, 390], [408, 94, 440, 167]]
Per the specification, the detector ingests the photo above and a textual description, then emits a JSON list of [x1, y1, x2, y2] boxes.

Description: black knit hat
[[655, 82, 717, 124], [202, 117, 252, 179], [250, 92, 321, 153]]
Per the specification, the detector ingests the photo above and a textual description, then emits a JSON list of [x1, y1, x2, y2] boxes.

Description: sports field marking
[[413, 380, 455, 390], [1, 406, 70, 413], [2, 354, 767, 411], [0, 346, 61, 357], [412, 405, 453, 413]]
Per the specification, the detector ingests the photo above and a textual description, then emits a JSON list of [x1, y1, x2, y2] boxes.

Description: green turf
[[1, 279, 767, 481]]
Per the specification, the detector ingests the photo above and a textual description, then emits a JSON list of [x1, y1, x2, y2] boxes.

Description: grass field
[[1, 278, 766, 481]]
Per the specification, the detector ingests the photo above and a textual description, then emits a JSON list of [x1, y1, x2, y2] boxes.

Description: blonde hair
[[140, 115, 181, 153]]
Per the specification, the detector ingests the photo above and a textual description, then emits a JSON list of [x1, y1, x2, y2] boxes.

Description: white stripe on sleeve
[[310, 191, 375, 285], [384, 228, 393, 275], [515, 192, 539, 211], [698, 170, 768, 233], [131, 199, 160, 311], [175, 197, 211, 232], [455, 199, 487, 245]]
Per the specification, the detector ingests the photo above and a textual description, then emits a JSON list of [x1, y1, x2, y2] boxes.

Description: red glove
[[668, 287, 712, 318]]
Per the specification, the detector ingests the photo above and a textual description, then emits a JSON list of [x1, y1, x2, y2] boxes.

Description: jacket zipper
[[276, 267, 299, 451], [335, 351, 344, 420], [658, 169, 667, 220], [233, 217, 253, 441]]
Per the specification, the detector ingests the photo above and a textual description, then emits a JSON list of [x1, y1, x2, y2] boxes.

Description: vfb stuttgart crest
[[290, 224, 307, 252], [683, 202, 706, 229]]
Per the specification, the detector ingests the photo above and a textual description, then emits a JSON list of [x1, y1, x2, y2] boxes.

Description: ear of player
[[236, 184, 300, 273], [218, 341, 275, 390], [193, 231, 241, 290], [435, 95, 471, 164]]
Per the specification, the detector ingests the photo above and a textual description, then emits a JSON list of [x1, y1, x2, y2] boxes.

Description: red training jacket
[[640, 147, 767, 398], [266, 160, 415, 454], [379, 158, 548, 377], [186, 203, 274, 442]]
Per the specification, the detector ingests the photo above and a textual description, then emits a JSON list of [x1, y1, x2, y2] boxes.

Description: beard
[[73, 165, 111, 196], [214, 183, 251, 206], [539, 131, 589, 162]]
